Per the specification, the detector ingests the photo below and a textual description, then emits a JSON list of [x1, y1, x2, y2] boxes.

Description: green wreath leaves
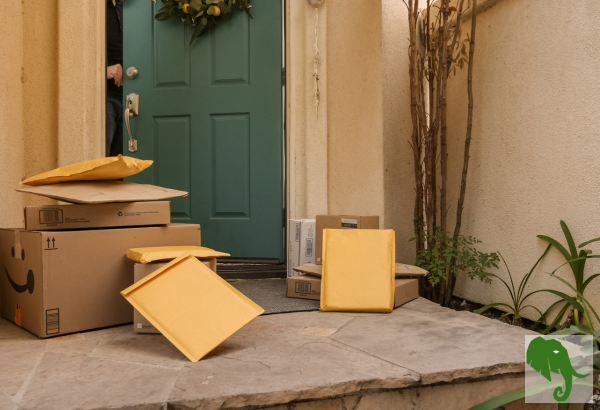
[[155, 0, 252, 45]]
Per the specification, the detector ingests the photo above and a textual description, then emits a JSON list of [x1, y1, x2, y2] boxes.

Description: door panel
[[124, 1, 283, 259]]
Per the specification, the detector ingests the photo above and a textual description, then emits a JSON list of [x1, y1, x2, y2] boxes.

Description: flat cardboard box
[[293, 262, 428, 278], [287, 220, 301, 277], [286, 274, 322, 300], [287, 274, 419, 308], [298, 219, 316, 266], [0, 224, 200, 338], [133, 259, 216, 334], [24, 201, 171, 231], [315, 215, 379, 265], [16, 181, 188, 204]]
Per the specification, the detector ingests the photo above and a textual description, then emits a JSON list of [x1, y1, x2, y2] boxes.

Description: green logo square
[[525, 335, 593, 404]]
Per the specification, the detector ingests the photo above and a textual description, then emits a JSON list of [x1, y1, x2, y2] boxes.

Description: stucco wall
[[0, 0, 103, 230], [287, 1, 329, 220], [448, 0, 600, 321], [0, 0, 26, 228], [427, 0, 600, 321], [326, 0, 385, 223], [382, 0, 414, 261]]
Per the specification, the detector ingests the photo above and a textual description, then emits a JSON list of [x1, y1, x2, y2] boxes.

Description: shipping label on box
[[133, 259, 216, 334], [0, 224, 201, 338], [24, 201, 171, 231], [315, 215, 380, 265]]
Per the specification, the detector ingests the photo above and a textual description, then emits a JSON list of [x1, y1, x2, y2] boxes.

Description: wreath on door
[[154, 0, 252, 45]]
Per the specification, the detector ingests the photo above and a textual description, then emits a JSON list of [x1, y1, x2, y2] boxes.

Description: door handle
[[125, 93, 139, 152]]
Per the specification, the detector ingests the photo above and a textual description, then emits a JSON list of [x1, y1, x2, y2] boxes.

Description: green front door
[[123, 1, 283, 259]]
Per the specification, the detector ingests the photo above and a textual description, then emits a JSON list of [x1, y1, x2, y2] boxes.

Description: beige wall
[[289, 0, 389, 228], [327, 0, 385, 222], [0, 0, 104, 230], [0, 0, 26, 228], [445, 0, 600, 321]]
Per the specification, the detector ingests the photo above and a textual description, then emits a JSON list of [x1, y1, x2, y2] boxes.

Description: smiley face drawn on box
[[0, 230, 42, 331], [6, 246, 34, 294]]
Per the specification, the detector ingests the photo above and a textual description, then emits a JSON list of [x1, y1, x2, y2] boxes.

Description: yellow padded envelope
[[127, 246, 230, 264], [121, 253, 264, 362], [21, 155, 152, 186], [320, 229, 395, 313]]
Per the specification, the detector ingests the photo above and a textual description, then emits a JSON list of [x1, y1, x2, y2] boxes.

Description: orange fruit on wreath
[[213, 6, 221, 16], [183, 4, 190, 13]]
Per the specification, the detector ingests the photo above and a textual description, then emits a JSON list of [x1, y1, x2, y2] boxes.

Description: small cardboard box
[[0, 224, 200, 338], [24, 201, 171, 231], [298, 219, 316, 266], [287, 274, 419, 308], [287, 220, 301, 277], [315, 215, 379, 265], [121, 254, 264, 362], [133, 258, 217, 334], [287, 274, 322, 300]]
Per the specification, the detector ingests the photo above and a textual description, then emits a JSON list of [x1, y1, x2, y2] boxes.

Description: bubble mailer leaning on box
[[320, 229, 395, 313]]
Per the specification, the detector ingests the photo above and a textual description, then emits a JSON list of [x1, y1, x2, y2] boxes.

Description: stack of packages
[[287, 215, 428, 311], [0, 156, 259, 354]]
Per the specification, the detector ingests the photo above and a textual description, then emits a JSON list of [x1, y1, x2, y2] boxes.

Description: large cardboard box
[[315, 215, 379, 265], [24, 201, 171, 231], [287, 274, 419, 308], [133, 259, 216, 334], [0, 224, 200, 338]]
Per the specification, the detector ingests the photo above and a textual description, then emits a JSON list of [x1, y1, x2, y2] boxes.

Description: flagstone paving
[[0, 297, 570, 410]]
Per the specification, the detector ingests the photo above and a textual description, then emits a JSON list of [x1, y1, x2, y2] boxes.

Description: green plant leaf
[[547, 271, 600, 324], [560, 221, 578, 259], [537, 234, 574, 273], [497, 252, 517, 305], [474, 303, 513, 315], [531, 299, 564, 331], [467, 381, 564, 410], [517, 244, 551, 302], [541, 303, 570, 334], [582, 274, 600, 294], [571, 324, 592, 334], [551, 327, 582, 336], [579, 236, 600, 248], [523, 289, 584, 312]]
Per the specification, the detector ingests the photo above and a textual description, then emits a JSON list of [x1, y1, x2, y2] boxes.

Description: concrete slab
[[0, 298, 545, 410], [331, 297, 537, 384]]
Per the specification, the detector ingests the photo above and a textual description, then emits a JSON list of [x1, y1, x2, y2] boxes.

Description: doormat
[[228, 279, 319, 315]]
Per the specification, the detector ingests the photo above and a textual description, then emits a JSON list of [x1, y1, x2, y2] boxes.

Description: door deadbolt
[[126, 67, 139, 80]]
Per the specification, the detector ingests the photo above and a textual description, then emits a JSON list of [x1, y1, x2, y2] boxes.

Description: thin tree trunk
[[439, 0, 449, 236], [446, 0, 477, 306], [408, 0, 424, 254], [437, 0, 450, 303]]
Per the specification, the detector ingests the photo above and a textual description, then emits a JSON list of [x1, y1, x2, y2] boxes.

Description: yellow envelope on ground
[[320, 229, 395, 313], [127, 246, 230, 264], [121, 252, 264, 362], [21, 155, 152, 186]]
